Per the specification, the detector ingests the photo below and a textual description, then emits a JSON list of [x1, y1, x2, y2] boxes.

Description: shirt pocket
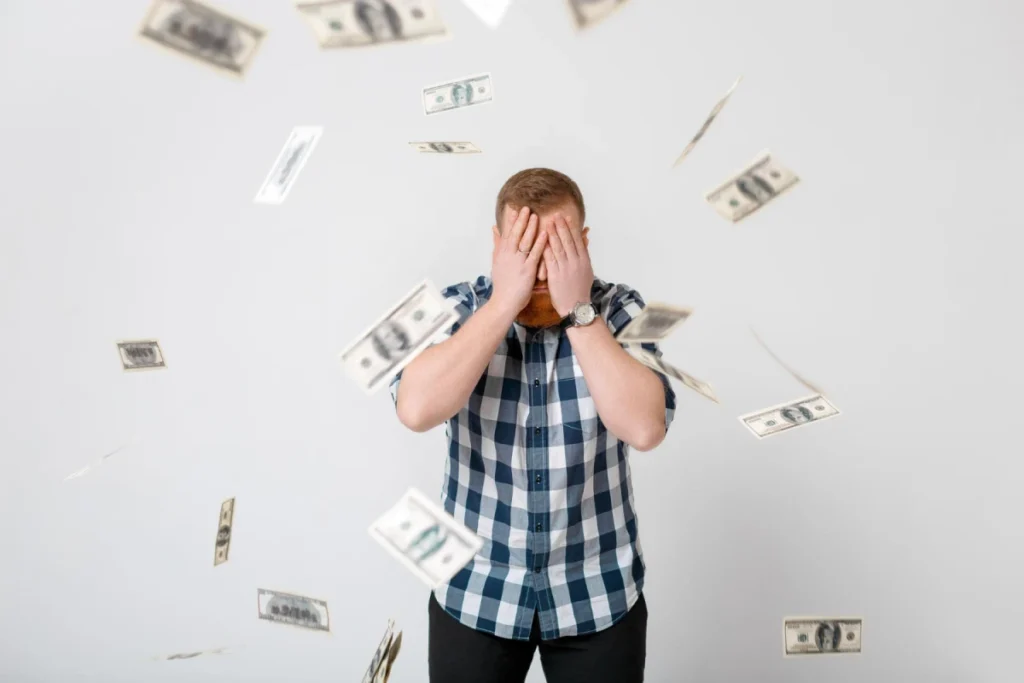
[[557, 356, 600, 440]]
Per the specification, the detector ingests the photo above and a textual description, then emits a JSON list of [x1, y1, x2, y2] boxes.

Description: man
[[354, 0, 402, 42], [390, 168, 676, 683], [780, 404, 815, 425], [451, 82, 473, 108]]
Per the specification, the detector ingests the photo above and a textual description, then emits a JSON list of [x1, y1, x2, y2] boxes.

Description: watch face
[[574, 303, 596, 325]]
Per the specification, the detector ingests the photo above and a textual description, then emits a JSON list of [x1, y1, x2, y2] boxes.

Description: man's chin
[[515, 296, 562, 328]]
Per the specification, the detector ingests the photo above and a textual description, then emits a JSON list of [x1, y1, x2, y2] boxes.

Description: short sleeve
[[601, 284, 677, 434], [388, 281, 478, 412]]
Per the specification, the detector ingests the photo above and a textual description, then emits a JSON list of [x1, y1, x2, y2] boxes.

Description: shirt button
[[535, 474, 542, 484], [534, 379, 539, 387], [535, 523, 542, 531], [534, 567, 541, 573], [534, 427, 540, 435]]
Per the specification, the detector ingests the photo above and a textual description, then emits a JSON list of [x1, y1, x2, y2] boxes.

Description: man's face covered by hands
[[494, 201, 591, 329]]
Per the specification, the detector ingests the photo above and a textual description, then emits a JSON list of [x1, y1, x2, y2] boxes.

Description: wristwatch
[[558, 301, 599, 331]]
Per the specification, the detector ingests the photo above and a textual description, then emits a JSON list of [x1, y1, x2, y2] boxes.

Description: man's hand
[[543, 213, 595, 317], [490, 206, 549, 315]]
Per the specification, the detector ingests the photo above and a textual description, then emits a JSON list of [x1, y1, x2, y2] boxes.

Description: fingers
[[561, 214, 586, 255], [518, 214, 539, 253], [543, 247, 557, 274], [504, 206, 531, 248], [526, 227, 548, 264], [553, 216, 578, 259]]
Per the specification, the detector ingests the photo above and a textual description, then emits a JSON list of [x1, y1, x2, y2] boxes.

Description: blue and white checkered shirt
[[389, 275, 676, 641]]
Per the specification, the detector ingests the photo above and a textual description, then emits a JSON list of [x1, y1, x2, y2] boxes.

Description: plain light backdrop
[[1, 0, 1022, 681]]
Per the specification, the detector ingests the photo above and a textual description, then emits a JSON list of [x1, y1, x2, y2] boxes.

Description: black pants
[[428, 593, 647, 683]]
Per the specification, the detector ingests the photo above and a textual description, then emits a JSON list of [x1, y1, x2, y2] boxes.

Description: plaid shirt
[[389, 276, 676, 640]]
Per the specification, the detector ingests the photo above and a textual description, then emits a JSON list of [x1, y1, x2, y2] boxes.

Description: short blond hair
[[495, 168, 586, 229]]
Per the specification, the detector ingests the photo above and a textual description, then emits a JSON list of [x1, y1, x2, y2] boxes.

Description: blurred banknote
[[462, 0, 512, 28], [673, 76, 742, 167], [138, 0, 266, 78], [380, 630, 402, 682], [705, 150, 799, 222], [339, 279, 458, 394], [257, 589, 329, 632], [362, 620, 403, 683], [750, 327, 824, 396], [566, 0, 630, 30], [784, 618, 862, 656], [153, 647, 230, 661], [626, 347, 719, 404], [254, 126, 322, 204], [615, 303, 692, 344], [739, 394, 839, 439], [369, 488, 483, 589], [295, 0, 448, 49], [213, 497, 235, 566], [117, 340, 166, 371], [423, 73, 493, 115], [409, 141, 481, 154], [63, 444, 130, 482]]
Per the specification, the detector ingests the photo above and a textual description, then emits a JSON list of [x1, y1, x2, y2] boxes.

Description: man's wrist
[[483, 297, 521, 327]]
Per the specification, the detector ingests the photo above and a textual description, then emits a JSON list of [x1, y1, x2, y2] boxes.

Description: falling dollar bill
[[295, 0, 449, 49], [738, 394, 840, 439], [64, 444, 130, 482], [138, 0, 266, 79], [409, 141, 482, 154], [381, 630, 402, 683], [339, 279, 458, 394], [750, 328, 824, 396], [423, 73, 493, 115], [213, 497, 234, 566], [784, 617, 862, 656], [117, 340, 166, 371], [673, 76, 742, 168], [566, 0, 630, 30], [626, 347, 719, 404], [369, 487, 484, 589], [361, 620, 396, 683], [615, 303, 692, 344], [254, 126, 323, 204], [153, 646, 230, 661], [705, 150, 799, 223], [256, 588, 330, 632], [462, 0, 513, 28]]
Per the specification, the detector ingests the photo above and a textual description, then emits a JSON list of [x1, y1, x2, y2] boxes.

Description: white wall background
[[1, 0, 1022, 681]]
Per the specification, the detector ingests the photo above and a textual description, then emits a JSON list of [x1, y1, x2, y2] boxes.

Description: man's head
[[492, 168, 591, 328]]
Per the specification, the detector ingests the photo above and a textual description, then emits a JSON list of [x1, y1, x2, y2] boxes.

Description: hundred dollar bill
[[339, 279, 458, 394], [739, 394, 839, 439], [256, 588, 329, 632], [423, 73, 493, 115], [369, 487, 484, 589], [361, 620, 395, 683], [380, 630, 402, 683], [213, 497, 234, 566], [295, 0, 449, 50], [673, 76, 742, 168], [254, 126, 323, 204], [153, 646, 230, 661], [750, 327, 824, 396], [626, 347, 719, 404], [615, 303, 692, 344], [138, 0, 266, 79], [566, 0, 630, 30], [409, 141, 482, 154], [784, 617, 862, 656], [705, 150, 799, 222], [64, 444, 130, 482], [462, 0, 513, 28], [117, 340, 166, 371]]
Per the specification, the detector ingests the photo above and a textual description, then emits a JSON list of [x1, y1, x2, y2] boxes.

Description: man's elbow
[[630, 421, 666, 452], [396, 399, 433, 433]]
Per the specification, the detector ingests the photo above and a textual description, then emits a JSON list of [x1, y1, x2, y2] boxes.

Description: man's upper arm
[[388, 281, 478, 411], [602, 283, 677, 433]]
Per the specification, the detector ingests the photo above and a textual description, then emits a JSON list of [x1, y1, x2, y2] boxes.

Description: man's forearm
[[396, 299, 518, 432], [566, 322, 667, 451]]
